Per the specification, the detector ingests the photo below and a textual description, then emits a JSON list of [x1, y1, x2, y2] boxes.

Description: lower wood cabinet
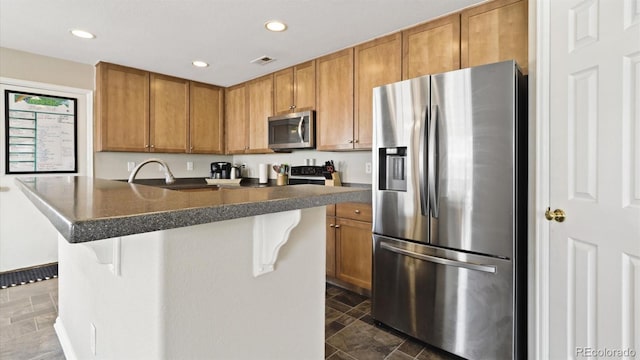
[[326, 203, 372, 292]]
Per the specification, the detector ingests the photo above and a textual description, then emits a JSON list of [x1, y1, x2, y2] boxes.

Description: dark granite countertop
[[16, 176, 372, 244]]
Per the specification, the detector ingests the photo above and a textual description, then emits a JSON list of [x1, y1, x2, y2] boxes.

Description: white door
[[547, 0, 640, 358]]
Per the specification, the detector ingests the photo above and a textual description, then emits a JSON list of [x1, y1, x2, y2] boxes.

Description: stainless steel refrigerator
[[372, 60, 527, 359]]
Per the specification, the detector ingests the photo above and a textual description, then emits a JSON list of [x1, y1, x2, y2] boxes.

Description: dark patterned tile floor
[[0, 280, 460, 360], [324, 284, 460, 360]]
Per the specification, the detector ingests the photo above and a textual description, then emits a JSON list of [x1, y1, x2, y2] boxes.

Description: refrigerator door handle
[[380, 242, 497, 274], [428, 105, 439, 218], [418, 106, 428, 216]]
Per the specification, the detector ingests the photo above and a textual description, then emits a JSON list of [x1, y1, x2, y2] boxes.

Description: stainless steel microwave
[[268, 110, 315, 150]]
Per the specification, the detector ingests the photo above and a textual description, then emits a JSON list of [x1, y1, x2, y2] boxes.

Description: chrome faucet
[[128, 158, 176, 184]]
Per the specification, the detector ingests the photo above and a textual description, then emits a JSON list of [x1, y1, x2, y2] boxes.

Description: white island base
[[54, 207, 325, 360]]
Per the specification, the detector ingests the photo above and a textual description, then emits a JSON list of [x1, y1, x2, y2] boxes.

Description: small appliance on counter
[[210, 162, 231, 179], [230, 164, 243, 179]]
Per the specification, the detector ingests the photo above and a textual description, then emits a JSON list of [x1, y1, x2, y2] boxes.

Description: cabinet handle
[[354, 139, 359, 144], [150, 144, 155, 148], [190, 146, 193, 151], [354, 209, 361, 214], [329, 224, 335, 227], [348, 140, 353, 143], [334, 225, 341, 228]]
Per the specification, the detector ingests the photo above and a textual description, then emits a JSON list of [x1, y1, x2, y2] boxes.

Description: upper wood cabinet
[[461, 0, 528, 74], [316, 48, 355, 151], [189, 82, 224, 154], [355, 33, 402, 149], [274, 61, 316, 115], [95, 62, 149, 152], [149, 73, 189, 153], [96, 62, 225, 154], [224, 76, 273, 154], [225, 83, 248, 154], [403, 13, 461, 79], [247, 74, 273, 153]]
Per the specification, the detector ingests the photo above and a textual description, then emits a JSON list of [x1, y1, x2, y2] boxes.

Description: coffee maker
[[210, 162, 232, 179]]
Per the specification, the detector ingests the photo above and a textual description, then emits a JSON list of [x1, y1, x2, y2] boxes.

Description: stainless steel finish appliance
[[289, 165, 325, 185], [210, 162, 231, 179], [372, 60, 527, 360], [268, 110, 315, 150]]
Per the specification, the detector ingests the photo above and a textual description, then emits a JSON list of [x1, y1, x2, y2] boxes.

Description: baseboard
[[326, 277, 371, 297], [54, 317, 78, 360], [0, 263, 58, 288]]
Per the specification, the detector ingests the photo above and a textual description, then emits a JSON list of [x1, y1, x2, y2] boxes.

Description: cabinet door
[[247, 75, 273, 153], [335, 218, 372, 290], [189, 82, 224, 154], [293, 60, 316, 112], [273, 68, 294, 114], [461, 0, 528, 74], [150, 73, 189, 153], [355, 33, 402, 150], [402, 13, 461, 79], [316, 48, 354, 150], [225, 83, 248, 154], [95, 62, 149, 152], [326, 216, 337, 278]]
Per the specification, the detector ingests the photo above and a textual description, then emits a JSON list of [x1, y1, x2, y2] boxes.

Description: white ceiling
[[0, 0, 485, 87]]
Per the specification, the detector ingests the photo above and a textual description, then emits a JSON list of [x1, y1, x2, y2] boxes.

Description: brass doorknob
[[545, 207, 566, 222]]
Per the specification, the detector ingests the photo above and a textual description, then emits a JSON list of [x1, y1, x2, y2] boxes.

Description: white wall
[[95, 149, 373, 184], [0, 47, 94, 272]]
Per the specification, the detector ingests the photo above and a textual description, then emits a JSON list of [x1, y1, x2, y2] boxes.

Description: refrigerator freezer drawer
[[372, 235, 515, 359]]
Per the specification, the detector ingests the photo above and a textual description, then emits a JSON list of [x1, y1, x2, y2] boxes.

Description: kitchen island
[[16, 176, 371, 360]]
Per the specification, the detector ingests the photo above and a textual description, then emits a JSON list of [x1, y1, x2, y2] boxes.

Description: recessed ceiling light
[[70, 29, 95, 39], [265, 20, 287, 32], [192, 60, 209, 68]]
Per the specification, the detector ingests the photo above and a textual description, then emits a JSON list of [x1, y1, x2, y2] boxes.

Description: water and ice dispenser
[[378, 147, 407, 191]]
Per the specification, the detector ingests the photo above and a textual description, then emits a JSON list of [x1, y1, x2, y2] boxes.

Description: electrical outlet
[[90, 323, 97, 355], [127, 162, 135, 171], [187, 161, 193, 171], [365, 162, 372, 174]]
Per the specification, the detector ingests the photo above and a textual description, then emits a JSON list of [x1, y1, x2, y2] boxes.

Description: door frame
[[530, 0, 550, 358]]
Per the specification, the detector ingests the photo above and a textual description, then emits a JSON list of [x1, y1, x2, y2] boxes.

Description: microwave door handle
[[297, 117, 304, 143]]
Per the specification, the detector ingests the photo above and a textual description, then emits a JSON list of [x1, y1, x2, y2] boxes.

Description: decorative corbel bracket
[[80, 237, 122, 276], [253, 209, 301, 277]]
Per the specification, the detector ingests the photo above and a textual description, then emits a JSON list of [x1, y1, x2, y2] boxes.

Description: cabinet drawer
[[336, 202, 372, 222]]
